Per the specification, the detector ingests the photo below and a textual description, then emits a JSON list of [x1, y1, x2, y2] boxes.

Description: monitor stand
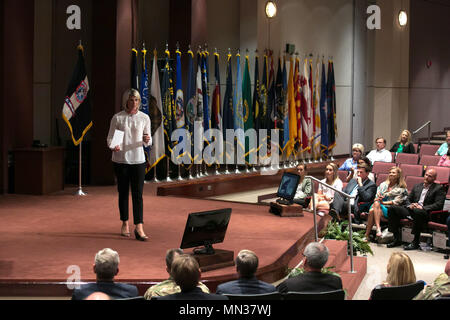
[[191, 245, 235, 272]]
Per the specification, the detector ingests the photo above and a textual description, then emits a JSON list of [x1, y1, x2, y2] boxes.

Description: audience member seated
[[71, 248, 138, 300], [367, 137, 392, 164], [370, 252, 418, 298], [84, 292, 112, 300], [339, 143, 364, 173], [349, 157, 375, 182], [144, 248, 210, 299], [293, 163, 312, 208], [364, 167, 408, 241], [215, 249, 276, 295], [435, 130, 450, 156], [437, 148, 450, 167], [329, 163, 377, 223], [414, 259, 450, 300], [311, 163, 343, 216], [386, 168, 446, 250], [276, 242, 343, 294], [156, 254, 228, 300], [390, 129, 415, 154]]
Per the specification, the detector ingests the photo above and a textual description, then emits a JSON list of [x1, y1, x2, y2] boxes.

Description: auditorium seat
[[395, 153, 419, 165], [376, 173, 389, 186], [391, 152, 396, 162], [419, 144, 440, 157], [398, 163, 423, 177], [338, 170, 349, 183], [369, 281, 425, 300], [224, 292, 283, 300], [419, 155, 441, 167], [427, 166, 450, 184], [372, 162, 395, 176], [405, 176, 424, 192], [283, 289, 345, 300]]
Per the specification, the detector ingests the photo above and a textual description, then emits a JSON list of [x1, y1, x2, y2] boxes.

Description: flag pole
[[74, 140, 87, 196]]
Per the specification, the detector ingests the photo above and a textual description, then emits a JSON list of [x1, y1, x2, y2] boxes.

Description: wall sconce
[[398, 10, 407, 27], [265, 1, 277, 19]]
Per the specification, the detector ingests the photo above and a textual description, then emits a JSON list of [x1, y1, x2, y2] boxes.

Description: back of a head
[[236, 249, 259, 279], [171, 254, 200, 292], [445, 260, 450, 277], [304, 242, 329, 270], [386, 252, 416, 286], [165, 248, 184, 271], [84, 291, 111, 300], [94, 248, 119, 281]]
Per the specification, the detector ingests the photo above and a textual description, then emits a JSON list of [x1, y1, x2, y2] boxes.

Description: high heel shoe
[[121, 226, 130, 237], [134, 229, 148, 241]]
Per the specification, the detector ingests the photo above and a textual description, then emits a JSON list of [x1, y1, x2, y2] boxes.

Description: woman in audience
[[390, 129, 415, 153], [437, 148, 450, 167], [312, 163, 343, 216], [435, 131, 450, 156], [293, 163, 312, 208], [339, 143, 364, 173], [364, 166, 408, 240], [371, 252, 417, 294]]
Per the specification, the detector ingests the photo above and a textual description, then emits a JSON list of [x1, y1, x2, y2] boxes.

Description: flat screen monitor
[[277, 172, 300, 202], [180, 208, 232, 255]]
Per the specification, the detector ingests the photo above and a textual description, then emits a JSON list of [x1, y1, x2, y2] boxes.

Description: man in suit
[[155, 254, 228, 300], [276, 242, 343, 293], [72, 248, 139, 300], [215, 249, 277, 295], [386, 168, 446, 250], [329, 163, 377, 223]]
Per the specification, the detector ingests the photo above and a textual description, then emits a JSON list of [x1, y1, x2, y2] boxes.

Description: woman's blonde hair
[[398, 129, 412, 145], [385, 166, 407, 189], [325, 163, 339, 184], [122, 88, 141, 109], [386, 252, 416, 286]]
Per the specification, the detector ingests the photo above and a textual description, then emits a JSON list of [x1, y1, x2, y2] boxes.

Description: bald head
[[424, 168, 437, 186], [84, 292, 111, 300]]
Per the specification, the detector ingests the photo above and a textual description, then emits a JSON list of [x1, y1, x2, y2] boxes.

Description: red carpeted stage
[[0, 166, 366, 299]]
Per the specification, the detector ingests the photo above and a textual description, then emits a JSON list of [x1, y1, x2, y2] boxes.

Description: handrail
[[305, 175, 357, 274], [412, 121, 431, 144]]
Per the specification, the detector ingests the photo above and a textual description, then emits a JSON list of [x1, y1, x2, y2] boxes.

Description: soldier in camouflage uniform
[[144, 248, 210, 299], [414, 260, 450, 300]]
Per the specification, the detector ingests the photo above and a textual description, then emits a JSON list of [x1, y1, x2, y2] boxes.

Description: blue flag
[[327, 61, 337, 151], [320, 61, 329, 156], [282, 57, 289, 150], [202, 51, 211, 140], [185, 49, 196, 134], [140, 48, 151, 173]]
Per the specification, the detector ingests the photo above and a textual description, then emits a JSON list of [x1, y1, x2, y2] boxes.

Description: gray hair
[[236, 249, 259, 278], [121, 88, 141, 109], [94, 248, 120, 280], [303, 242, 329, 269]]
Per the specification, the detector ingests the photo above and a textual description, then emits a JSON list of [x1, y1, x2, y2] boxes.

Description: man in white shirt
[[366, 137, 392, 164]]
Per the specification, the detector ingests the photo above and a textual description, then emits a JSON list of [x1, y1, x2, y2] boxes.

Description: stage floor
[[0, 185, 331, 285]]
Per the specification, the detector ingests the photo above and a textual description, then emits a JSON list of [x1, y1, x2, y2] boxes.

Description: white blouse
[[318, 178, 343, 201], [106, 110, 152, 164]]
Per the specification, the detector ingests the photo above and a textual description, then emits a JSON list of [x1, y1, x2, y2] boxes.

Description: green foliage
[[287, 266, 341, 279], [324, 221, 373, 256]]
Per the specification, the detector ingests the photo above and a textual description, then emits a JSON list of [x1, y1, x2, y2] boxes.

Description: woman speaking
[[107, 89, 152, 241]]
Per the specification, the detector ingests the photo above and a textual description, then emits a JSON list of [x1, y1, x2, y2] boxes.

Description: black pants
[[330, 193, 356, 218], [113, 162, 146, 225], [388, 205, 429, 241], [293, 197, 311, 208]]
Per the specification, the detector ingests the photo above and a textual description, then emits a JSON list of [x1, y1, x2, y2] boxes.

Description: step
[[337, 256, 367, 300], [323, 239, 349, 271]]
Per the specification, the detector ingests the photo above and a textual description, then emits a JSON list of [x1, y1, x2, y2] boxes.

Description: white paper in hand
[[110, 130, 124, 149]]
